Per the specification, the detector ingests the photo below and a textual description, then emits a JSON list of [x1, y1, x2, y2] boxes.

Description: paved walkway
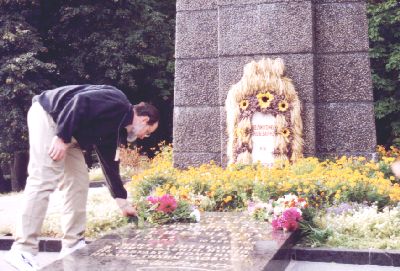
[[0, 251, 58, 270], [2, 254, 399, 271], [286, 261, 400, 271]]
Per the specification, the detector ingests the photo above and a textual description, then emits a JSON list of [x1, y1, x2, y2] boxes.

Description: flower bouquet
[[135, 194, 200, 227], [248, 194, 307, 232]]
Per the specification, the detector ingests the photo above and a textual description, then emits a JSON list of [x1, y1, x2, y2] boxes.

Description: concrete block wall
[[174, 0, 375, 167]]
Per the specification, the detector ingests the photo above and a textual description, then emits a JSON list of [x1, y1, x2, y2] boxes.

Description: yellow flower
[[224, 195, 233, 203], [170, 186, 177, 195], [155, 187, 164, 197], [256, 92, 274, 109], [239, 99, 249, 111], [280, 128, 291, 138], [278, 100, 289, 112]]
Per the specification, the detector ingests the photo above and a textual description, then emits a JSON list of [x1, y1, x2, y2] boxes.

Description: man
[[5, 85, 159, 271]]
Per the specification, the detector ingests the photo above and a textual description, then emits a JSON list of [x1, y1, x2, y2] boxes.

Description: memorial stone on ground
[[42, 213, 296, 271]]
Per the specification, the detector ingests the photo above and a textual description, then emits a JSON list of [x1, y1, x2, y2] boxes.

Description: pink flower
[[282, 207, 302, 221], [271, 217, 283, 230], [282, 219, 299, 231], [147, 196, 159, 204], [272, 208, 302, 232], [156, 194, 177, 213]]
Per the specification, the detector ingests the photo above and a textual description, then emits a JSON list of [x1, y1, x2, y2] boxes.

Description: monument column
[[314, 0, 376, 156], [216, 0, 316, 165], [174, 0, 375, 167], [174, 1, 221, 167]]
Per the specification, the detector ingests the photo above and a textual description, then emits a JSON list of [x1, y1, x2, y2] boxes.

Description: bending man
[[6, 85, 159, 271]]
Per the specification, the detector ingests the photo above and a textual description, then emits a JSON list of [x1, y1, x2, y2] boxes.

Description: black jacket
[[33, 85, 133, 199]]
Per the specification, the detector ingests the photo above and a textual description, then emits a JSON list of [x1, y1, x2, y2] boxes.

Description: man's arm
[[94, 144, 136, 216]]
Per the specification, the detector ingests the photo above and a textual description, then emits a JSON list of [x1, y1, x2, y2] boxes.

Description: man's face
[[127, 116, 158, 142]]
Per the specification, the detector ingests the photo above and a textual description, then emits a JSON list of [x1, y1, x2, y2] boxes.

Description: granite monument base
[[42, 212, 297, 271]]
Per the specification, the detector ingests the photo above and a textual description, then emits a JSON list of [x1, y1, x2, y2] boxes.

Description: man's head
[[126, 102, 159, 142]]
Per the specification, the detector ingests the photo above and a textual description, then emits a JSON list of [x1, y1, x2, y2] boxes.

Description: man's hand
[[115, 198, 137, 217], [392, 161, 400, 178], [48, 136, 68, 161]]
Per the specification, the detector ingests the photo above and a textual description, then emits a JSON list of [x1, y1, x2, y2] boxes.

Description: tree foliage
[[46, 0, 175, 100], [45, 0, 176, 151], [0, 0, 176, 167], [0, 0, 57, 164], [368, 0, 400, 146]]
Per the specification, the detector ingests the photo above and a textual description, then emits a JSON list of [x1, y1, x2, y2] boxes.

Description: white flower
[[190, 209, 201, 222], [274, 206, 284, 216]]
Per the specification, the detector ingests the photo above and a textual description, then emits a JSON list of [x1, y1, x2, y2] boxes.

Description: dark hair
[[134, 102, 160, 125]]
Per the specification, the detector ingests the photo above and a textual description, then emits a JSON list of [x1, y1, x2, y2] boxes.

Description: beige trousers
[[12, 102, 89, 254]]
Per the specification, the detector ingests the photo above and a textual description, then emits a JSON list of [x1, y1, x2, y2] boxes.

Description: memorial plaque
[[42, 213, 296, 271], [251, 112, 276, 166], [225, 58, 304, 166]]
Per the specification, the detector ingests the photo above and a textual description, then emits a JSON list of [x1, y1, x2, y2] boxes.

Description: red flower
[[156, 194, 177, 214]]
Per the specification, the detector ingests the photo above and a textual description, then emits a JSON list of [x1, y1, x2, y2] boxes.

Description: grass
[[88, 166, 105, 182], [42, 187, 130, 239], [0, 187, 131, 239]]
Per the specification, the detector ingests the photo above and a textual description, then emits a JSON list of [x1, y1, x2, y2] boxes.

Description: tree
[[0, 0, 176, 190], [44, 0, 176, 152], [0, 0, 57, 190], [368, 0, 400, 147]]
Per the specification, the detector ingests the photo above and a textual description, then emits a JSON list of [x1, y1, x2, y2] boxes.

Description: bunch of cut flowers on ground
[[249, 194, 308, 232], [135, 194, 200, 227]]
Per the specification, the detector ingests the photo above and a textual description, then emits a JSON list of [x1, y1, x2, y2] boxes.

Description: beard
[[127, 133, 137, 143], [127, 123, 146, 142]]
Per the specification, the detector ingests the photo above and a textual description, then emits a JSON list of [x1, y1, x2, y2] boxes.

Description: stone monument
[[173, 0, 376, 168]]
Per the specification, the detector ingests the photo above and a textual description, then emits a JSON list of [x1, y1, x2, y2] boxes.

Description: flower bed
[[126, 144, 400, 248], [300, 203, 400, 249], [128, 145, 400, 210]]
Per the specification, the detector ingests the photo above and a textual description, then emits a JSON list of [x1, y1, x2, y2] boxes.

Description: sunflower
[[280, 128, 291, 138], [257, 92, 274, 109], [278, 100, 289, 112], [235, 127, 249, 138], [239, 99, 249, 111]]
